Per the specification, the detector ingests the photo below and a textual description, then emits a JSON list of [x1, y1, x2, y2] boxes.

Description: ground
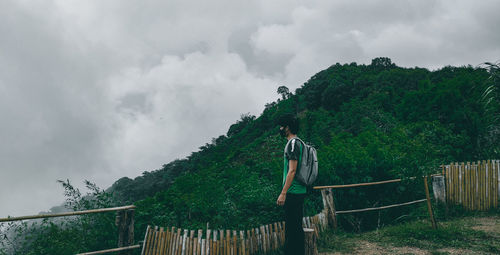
[[318, 215, 500, 255]]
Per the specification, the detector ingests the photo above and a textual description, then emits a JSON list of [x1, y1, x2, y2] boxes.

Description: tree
[[370, 57, 396, 70], [277, 86, 291, 100]]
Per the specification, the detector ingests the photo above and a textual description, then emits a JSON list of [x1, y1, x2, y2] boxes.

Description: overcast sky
[[1, 0, 499, 217]]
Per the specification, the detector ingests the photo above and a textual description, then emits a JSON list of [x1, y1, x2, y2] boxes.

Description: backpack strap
[[284, 137, 301, 155]]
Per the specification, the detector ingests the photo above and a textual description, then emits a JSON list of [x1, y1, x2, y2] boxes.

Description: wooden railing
[[314, 175, 438, 229], [11, 160, 497, 254], [0, 205, 137, 255]]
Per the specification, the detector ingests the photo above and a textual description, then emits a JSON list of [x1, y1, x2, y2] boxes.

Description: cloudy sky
[[1, 0, 499, 217]]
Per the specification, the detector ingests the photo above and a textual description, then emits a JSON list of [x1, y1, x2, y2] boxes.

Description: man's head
[[277, 113, 299, 137]]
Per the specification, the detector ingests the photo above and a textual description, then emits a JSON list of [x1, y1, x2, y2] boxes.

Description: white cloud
[[1, 0, 500, 217], [103, 51, 276, 179]]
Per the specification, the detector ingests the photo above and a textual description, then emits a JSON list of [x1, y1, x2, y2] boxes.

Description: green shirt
[[283, 138, 307, 194]]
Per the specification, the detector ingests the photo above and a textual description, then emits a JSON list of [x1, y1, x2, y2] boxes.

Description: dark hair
[[277, 113, 299, 134]]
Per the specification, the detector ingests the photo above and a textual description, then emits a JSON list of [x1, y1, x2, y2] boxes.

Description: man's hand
[[276, 192, 286, 206]]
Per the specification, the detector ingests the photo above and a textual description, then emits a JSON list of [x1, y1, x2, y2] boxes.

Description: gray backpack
[[287, 137, 318, 186]]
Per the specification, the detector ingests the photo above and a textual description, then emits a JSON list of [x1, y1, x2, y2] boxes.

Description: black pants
[[284, 193, 305, 255]]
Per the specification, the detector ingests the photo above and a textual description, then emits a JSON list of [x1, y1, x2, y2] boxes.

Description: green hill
[[3, 57, 498, 255], [109, 57, 498, 234]]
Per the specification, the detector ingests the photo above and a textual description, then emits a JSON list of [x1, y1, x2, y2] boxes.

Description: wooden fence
[[314, 175, 438, 229], [0, 205, 138, 255], [443, 160, 499, 210], [141, 211, 328, 255]]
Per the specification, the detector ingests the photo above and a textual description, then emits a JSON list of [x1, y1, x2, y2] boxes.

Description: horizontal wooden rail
[[75, 244, 141, 255], [314, 178, 403, 189], [335, 199, 427, 214], [0, 205, 136, 223], [314, 174, 442, 190]]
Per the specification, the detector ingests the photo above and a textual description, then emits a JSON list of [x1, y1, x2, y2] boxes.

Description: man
[[276, 113, 306, 255]]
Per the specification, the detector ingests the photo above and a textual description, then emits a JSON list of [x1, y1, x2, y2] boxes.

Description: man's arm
[[277, 159, 298, 206]]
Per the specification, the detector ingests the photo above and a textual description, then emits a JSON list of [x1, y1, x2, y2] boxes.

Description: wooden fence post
[[303, 228, 318, 255], [326, 188, 337, 230], [116, 209, 135, 255], [424, 176, 437, 229]]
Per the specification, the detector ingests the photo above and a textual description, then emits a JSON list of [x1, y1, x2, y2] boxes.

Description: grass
[[318, 213, 500, 254]]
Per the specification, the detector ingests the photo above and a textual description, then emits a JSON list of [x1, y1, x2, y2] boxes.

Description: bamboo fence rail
[[444, 160, 499, 210]]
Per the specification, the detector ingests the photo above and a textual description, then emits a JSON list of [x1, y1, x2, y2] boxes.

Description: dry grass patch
[[319, 215, 500, 255]]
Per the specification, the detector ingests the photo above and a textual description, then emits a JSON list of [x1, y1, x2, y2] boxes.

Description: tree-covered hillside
[[2, 58, 498, 255], [122, 58, 498, 233]]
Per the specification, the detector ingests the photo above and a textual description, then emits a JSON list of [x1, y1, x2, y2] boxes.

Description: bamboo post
[[177, 228, 182, 255], [213, 230, 218, 255], [468, 162, 472, 210], [491, 160, 495, 208], [263, 225, 267, 253], [483, 160, 488, 210], [166, 227, 172, 255], [281, 221, 285, 246], [486, 160, 493, 209], [206, 229, 211, 255], [265, 225, 270, 252], [495, 160, 499, 208], [455, 163, 459, 204], [303, 228, 318, 255], [448, 163, 453, 204], [493, 160, 500, 207], [171, 228, 176, 255], [424, 176, 437, 229], [159, 227, 165, 255], [156, 227, 164, 255], [445, 165, 453, 205], [152, 226, 159, 255], [273, 223, 278, 251], [476, 162, 480, 210], [219, 230, 224, 255], [459, 163, 462, 204], [473, 162, 478, 210], [476, 161, 480, 210], [233, 230, 237, 255], [255, 228, 261, 254], [460, 163, 464, 208], [246, 230, 251, 255], [239, 230, 244, 255], [486, 160, 490, 210], [193, 237, 198, 255], [164, 228, 169, 255], [464, 162, 469, 210], [250, 229, 255, 254], [480, 161, 483, 210], [226, 230, 230, 255], [141, 226, 151, 255], [190, 230, 195, 255], [182, 229, 188, 255], [169, 229, 174, 255]]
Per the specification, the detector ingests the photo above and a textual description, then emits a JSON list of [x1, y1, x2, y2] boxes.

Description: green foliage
[[0, 180, 117, 255], [130, 58, 498, 234], [129, 59, 498, 236], [4, 58, 499, 253]]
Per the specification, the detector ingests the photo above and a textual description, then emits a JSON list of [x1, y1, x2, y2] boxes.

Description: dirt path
[[320, 216, 500, 255]]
